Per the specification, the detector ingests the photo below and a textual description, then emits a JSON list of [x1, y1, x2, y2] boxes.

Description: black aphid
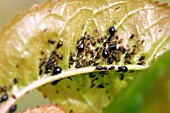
[[109, 44, 117, 51], [45, 63, 52, 73], [96, 66, 102, 70], [118, 66, 128, 73], [48, 39, 55, 44], [56, 54, 63, 60], [9, 104, 17, 113], [75, 63, 82, 68], [0, 93, 8, 102], [102, 48, 109, 58], [120, 74, 124, 80], [93, 62, 99, 66], [57, 41, 63, 48], [109, 26, 116, 36], [130, 34, 135, 39], [97, 84, 105, 88], [139, 56, 145, 61], [102, 66, 107, 70], [107, 57, 114, 64], [125, 52, 131, 59], [109, 66, 115, 70], [13, 78, 18, 84], [90, 84, 95, 88], [51, 80, 59, 85], [52, 66, 62, 75], [77, 41, 84, 52]]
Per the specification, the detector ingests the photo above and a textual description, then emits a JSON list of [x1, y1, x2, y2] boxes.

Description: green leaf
[[0, 0, 169, 113], [103, 50, 170, 113]]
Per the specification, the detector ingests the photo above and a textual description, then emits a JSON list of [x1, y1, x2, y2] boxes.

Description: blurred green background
[[0, 0, 170, 113]]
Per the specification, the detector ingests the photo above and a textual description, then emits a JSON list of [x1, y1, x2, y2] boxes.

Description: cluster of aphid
[[69, 26, 146, 70], [0, 93, 17, 113], [39, 40, 63, 76]]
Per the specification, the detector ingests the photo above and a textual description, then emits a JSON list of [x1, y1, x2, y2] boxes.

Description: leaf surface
[[0, 0, 169, 113]]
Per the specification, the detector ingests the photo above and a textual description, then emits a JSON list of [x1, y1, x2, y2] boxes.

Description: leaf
[[0, 0, 169, 113], [20, 103, 66, 113], [103, 49, 170, 113]]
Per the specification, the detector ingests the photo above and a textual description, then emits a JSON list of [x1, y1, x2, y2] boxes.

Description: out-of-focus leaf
[[0, 0, 169, 113], [103, 50, 170, 113], [20, 103, 66, 113]]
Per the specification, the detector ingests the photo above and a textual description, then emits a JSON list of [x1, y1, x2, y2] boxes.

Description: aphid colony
[[69, 26, 146, 70], [39, 40, 63, 76]]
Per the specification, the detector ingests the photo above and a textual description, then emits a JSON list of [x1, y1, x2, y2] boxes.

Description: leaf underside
[[0, 0, 169, 113]]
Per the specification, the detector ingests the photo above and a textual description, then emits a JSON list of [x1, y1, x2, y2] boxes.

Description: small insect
[[77, 41, 85, 52], [9, 104, 17, 113], [56, 54, 63, 60], [13, 78, 18, 84], [45, 63, 52, 73], [118, 66, 128, 73], [102, 48, 109, 58], [109, 66, 115, 70], [57, 41, 63, 48], [96, 66, 102, 70], [120, 73, 124, 80], [109, 26, 116, 36], [107, 57, 114, 64], [52, 66, 62, 75], [139, 56, 145, 61], [0, 93, 8, 102], [48, 39, 55, 44], [109, 44, 117, 51], [102, 66, 107, 70], [130, 34, 135, 39]]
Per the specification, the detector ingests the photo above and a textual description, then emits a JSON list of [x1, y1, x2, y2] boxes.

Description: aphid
[[90, 84, 95, 88], [118, 38, 123, 44], [97, 84, 105, 88], [93, 62, 99, 66], [109, 66, 115, 70], [125, 52, 131, 59], [115, 35, 119, 39], [13, 78, 18, 84], [109, 26, 116, 36], [77, 41, 85, 52], [52, 66, 62, 75], [56, 54, 63, 60], [69, 109, 73, 113], [133, 44, 138, 48], [122, 48, 126, 54], [95, 55, 100, 59], [130, 34, 135, 39], [9, 104, 17, 113], [89, 73, 95, 78], [96, 66, 102, 70], [125, 58, 131, 64], [95, 47, 99, 51], [0, 93, 8, 102], [88, 60, 92, 65], [141, 39, 145, 43], [107, 57, 114, 64], [118, 66, 128, 73], [75, 64, 82, 68], [102, 48, 109, 58], [45, 63, 52, 73], [102, 66, 107, 70], [112, 53, 116, 59], [57, 41, 63, 48], [120, 74, 124, 80], [109, 44, 117, 51], [139, 56, 145, 61], [48, 39, 55, 44]]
